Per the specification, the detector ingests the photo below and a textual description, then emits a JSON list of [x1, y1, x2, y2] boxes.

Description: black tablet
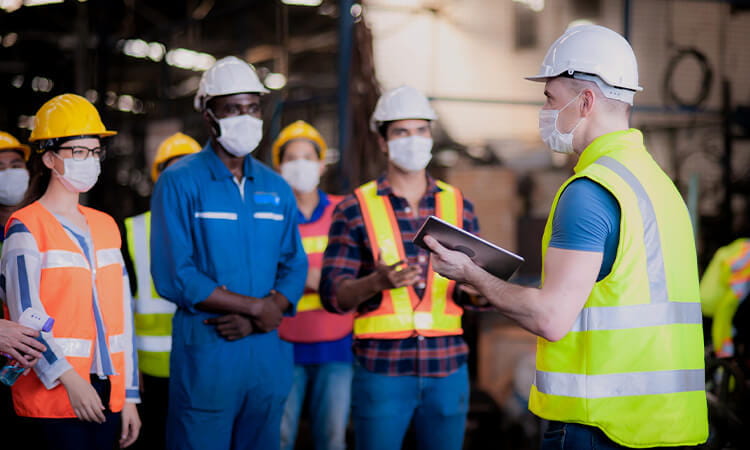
[[413, 215, 524, 281]]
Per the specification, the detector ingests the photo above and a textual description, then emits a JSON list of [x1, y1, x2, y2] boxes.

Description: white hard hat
[[370, 85, 437, 132], [194, 56, 269, 111], [526, 25, 643, 104]]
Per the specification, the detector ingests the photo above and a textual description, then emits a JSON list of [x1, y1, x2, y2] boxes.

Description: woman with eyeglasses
[[0, 94, 141, 449]]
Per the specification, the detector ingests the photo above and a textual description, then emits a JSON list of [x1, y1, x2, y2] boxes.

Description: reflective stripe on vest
[[295, 235, 328, 312], [136, 335, 172, 353], [125, 212, 175, 378], [535, 369, 705, 398], [352, 180, 463, 339], [529, 130, 707, 447]]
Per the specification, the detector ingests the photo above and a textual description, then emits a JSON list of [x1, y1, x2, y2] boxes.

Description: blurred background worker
[[124, 132, 200, 450], [1, 93, 140, 449], [320, 85, 480, 450], [0, 130, 47, 429], [701, 238, 750, 358], [150, 56, 307, 450], [0, 132, 31, 238], [274, 121, 353, 450], [425, 25, 708, 449]]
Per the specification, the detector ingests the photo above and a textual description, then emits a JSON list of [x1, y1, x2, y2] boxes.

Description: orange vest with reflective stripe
[[279, 196, 354, 343], [353, 180, 464, 339], [8, 202, 127, 418]]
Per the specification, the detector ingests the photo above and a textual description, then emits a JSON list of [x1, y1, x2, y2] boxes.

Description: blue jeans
[[541, 421, 682, 450], [280, 362, 353, 450], [352, 363, 469, 450]]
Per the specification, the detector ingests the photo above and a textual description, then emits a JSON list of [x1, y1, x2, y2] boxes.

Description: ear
[[41, 151, 56, 170], [318, 160, 326, 176], [376, 134, 388, 154], [580, 89, 596, 117], [203, 110, 220, 137]]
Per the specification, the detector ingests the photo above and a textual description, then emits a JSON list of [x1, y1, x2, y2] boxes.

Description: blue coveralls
[[150, 144, 308, 450]]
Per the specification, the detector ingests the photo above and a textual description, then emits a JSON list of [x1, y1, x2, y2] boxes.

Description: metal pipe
[[337, 0, 354, 190], [623, 0, 632, 42]]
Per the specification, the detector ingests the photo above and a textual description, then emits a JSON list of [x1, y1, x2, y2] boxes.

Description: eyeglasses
[[56, 146, 106, 161]]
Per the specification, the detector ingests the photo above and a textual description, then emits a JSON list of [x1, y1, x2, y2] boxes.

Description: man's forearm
[[335, 272, 388, 312], [465, 264, 552, 339], [195, 287, 263, 317]]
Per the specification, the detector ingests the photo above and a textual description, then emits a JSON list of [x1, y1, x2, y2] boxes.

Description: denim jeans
[[541, 421, 685, 450], [351, 363, 469, 450], [280, 362, 353, 450]]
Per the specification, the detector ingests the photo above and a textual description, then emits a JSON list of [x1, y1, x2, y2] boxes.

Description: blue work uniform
[[150, 143, 308, 450]]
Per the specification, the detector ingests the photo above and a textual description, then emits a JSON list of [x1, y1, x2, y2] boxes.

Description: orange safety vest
[[8, 202, 128, 418], [278, 195, 354, 343], [353, 180, 464, 339]]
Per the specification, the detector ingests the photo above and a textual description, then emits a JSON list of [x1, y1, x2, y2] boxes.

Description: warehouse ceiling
[[0, 0, 342, 138]]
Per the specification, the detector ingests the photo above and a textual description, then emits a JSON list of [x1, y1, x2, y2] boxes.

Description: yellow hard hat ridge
[[0, 131, 31, 161], [151, 132, 202, 181], [29, 93, 117, 143], [271, 120, 327, 169]]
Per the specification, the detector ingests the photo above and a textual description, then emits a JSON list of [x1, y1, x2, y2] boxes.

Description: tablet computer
[[413, 215, 524, 281]]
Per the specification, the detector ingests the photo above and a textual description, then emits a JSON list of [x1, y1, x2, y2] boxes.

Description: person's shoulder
[[80, 206, 120, 233], [335, 193, 359, 213], [561, 177, 614, 203], [159, 150, 206, 181]]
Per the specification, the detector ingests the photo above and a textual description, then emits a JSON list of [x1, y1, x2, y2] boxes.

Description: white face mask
[[51, 152, 101, 193], [388, 136, 433, 172], [0, 168, 29, 205], [539, 93, 584, 154], [281, 159, 321, 193], [213, 113, 263, 157]]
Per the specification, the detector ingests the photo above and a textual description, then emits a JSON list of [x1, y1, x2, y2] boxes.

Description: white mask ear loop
[[555, 92, 584, 135]]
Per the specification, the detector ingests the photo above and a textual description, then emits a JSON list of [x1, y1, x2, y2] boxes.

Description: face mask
[[212, 113, 263, 157], [51, 152, 101, 193], [539, 93, 584, 154], [281, 159, 321, 193], [0, 168, 29, 205], [388, 136, 433, 172]]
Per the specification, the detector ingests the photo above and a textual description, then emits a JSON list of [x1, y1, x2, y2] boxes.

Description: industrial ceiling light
[[166, 48, 216, 72], [0, 0, 22, 12], [264, 73, 287, 90], [23, 0, 64, 6], [281, 0, 323, 6]]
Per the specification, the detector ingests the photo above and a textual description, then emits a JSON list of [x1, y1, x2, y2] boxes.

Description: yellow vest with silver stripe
[[125, 211, 176, 378], [529, 129, 708, 447]]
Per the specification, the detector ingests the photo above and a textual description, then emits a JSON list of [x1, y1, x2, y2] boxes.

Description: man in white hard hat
[[150, 56, 308, 450], [424, 25, 708, 449], [320, 85, 481, 450]]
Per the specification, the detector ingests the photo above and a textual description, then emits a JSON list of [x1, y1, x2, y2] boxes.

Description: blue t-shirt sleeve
[[549, 178, 620, 279]]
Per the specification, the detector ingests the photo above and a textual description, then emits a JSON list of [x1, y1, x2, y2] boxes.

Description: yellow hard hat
[[151, 132, 201, 181], [29, 93, 117, 143], [0, 131, 31, 161], [271, 120, 327, 169]]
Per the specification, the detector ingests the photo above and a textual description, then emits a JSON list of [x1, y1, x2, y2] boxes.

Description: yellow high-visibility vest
[[529, 129, 708, 447], [700, 238, 750, 357], [125, 211, 176, 378], [352, 179, 464, 339]]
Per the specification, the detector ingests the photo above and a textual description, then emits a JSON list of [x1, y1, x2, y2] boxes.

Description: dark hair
[[377, 122, 392, 139], [22, 147, 52, 207], [278, 139, 321, 164]]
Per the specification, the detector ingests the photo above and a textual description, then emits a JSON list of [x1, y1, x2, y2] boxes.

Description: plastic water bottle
[[0, 308, 54, 386]]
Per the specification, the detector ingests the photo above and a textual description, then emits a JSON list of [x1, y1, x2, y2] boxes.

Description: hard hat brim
[[28, 129, 118, 143]]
